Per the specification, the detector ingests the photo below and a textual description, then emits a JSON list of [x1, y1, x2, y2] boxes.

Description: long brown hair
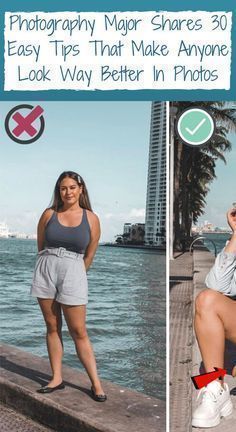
[[51, 171, 92, 211]]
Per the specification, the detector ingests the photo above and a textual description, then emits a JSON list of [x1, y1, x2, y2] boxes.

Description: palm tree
[[171, 101, 236, 250]]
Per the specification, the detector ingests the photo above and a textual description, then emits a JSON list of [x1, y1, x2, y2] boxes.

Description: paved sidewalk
[[0, 403, 55, 432], [170, 252, 193, 432]]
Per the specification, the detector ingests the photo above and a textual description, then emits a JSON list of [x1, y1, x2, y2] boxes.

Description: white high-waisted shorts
[[31, 247, 88, 305]]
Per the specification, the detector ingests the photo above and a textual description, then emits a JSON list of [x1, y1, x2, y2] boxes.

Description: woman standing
[[192, 207, 236, 427], [31, 171, 107, 402]]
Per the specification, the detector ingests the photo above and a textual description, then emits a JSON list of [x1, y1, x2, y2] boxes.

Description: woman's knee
[[195, 289, 221, 314], [45, 317, 62, 334], [70, 325, 87, 340]]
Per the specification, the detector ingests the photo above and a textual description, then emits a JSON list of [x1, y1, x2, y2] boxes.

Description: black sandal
[[37, 382, 65, 394], [91, 386, 107, 402]]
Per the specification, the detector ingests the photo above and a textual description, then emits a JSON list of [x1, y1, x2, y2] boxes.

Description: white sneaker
[[192, 380, 233, 428]]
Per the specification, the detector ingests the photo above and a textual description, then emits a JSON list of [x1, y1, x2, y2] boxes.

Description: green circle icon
[[176, 108, 215, 146]]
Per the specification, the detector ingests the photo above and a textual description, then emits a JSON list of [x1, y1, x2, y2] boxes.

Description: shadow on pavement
[[0, 356, 90, 397]]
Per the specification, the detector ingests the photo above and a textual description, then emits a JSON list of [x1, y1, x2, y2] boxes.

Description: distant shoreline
[[0, 237, 166, 252], [100, 243, 165, 252], [193, 231, 231, 235]]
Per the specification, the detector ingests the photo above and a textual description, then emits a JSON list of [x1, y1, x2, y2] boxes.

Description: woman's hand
[[227, 208, 236, 233], [225, 208, 236, 254]]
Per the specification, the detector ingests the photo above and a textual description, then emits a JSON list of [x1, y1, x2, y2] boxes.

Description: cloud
[[99, 208, 146, 241], [128, 208, 145, 218], [2, 207, 146, 241], [5, 211, 39, 234], [103, 208, 145, 222], [104, 213, 114, 219]]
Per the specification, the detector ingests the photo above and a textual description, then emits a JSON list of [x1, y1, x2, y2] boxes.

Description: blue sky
[[197, 130, 236, 228], [1, 101, 235, 239], [0, 102, 151, 241]]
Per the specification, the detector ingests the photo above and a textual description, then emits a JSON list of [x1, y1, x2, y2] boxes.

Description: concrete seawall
[[0, 344, 165, 432]]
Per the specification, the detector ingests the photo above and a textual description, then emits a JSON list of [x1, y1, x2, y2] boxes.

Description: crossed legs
[[194, 289, 236, 373], [38, 298, 104, 395]]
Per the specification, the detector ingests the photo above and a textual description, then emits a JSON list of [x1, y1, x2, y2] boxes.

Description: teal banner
[[0, 1, 235, 100]]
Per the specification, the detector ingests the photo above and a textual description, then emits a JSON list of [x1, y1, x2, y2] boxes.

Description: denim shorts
[[31, 247, 88, 305]]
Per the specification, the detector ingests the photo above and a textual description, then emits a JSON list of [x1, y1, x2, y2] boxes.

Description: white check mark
[[185, 118, 206, 136]]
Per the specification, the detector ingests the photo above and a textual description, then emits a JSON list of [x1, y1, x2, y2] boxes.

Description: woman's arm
[[205, 208, 236, 295], [83, 212, 101, 271], [37, 209, 53, 252], [205, 251, 236, 295]]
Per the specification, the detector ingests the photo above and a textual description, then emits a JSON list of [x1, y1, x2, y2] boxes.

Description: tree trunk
[[173, 139, 183, 250]]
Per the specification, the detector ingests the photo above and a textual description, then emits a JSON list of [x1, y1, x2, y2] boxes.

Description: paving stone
[[170, 252, 193, 432], [0, 402, 55, 432]]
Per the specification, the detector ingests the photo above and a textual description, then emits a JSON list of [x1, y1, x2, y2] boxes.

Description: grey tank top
[[44, 209, 91, 253]]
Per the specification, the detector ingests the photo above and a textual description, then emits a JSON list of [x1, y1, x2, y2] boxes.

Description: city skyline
[[0, 102, 151, 242]]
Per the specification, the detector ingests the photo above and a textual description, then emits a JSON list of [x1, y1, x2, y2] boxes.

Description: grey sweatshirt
[[205, 248, 236, 296]]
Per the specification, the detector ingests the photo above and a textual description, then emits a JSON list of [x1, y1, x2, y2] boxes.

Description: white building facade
[[145, 102, 166, 246], [0, 222, 9, 238]]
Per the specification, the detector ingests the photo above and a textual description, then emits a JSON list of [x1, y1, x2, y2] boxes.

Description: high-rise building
[[145, 102, 166, 246]]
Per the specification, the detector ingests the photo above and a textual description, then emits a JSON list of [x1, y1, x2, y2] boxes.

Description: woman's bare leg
[[62, 304, 105, 395], [194, 289, 236, 373], [38, 298, 63, 387]]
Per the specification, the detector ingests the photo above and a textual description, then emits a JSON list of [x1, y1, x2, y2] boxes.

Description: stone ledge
[[0, 344, 165, 432]]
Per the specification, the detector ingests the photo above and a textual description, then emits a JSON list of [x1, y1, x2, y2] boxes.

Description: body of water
[[202, 232, 231, 255], [0, 239, 166, 400]]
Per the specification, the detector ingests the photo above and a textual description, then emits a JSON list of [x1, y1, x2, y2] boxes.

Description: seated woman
[[192, 207, 236, 429]]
